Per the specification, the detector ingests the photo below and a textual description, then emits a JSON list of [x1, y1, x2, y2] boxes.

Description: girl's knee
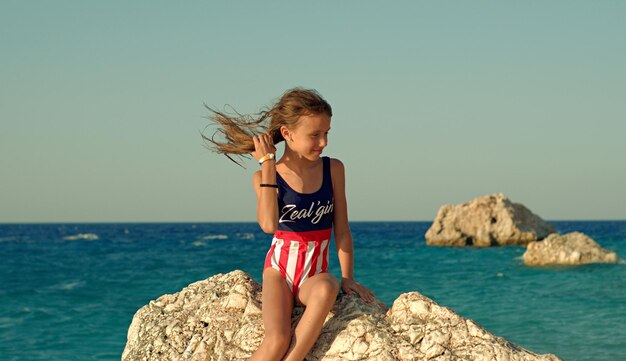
[[315, 277, 340, 300]]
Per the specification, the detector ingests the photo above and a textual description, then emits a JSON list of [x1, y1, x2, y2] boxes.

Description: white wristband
[[258, 153, 275, 164]]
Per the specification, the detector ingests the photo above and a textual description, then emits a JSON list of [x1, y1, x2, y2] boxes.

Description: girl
[[204, 88, 375, 360]]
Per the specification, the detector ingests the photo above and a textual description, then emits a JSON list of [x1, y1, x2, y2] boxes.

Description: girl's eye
[[311, 132, 328, 137]]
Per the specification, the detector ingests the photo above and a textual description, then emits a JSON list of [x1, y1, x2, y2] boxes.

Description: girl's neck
[[279, 148, 321, 173]]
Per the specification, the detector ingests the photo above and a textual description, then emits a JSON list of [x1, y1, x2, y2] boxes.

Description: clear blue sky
[[1, 1, 625, 222]]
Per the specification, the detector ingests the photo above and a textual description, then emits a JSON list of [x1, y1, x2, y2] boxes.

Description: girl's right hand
[[251, 132, 276, 162]]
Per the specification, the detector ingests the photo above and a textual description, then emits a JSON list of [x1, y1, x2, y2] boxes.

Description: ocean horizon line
[[1, 219, 625, 225]]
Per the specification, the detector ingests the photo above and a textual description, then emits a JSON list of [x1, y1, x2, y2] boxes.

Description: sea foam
[[63, 233, 99, 241]]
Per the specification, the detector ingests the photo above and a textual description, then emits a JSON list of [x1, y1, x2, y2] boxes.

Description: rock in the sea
[[425, 193, 556, 247], [523, 232, 618, 266], [123, 270, 562, 361]]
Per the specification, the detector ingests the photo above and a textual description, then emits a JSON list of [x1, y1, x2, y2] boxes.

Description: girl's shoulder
[[329, 158, 346, 188], [329, 157, 345, 173], [251, 170, 265, 192]]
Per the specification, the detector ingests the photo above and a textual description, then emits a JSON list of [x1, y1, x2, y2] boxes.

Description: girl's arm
[[252, 133, 278, 234], [331, 158, 375, 303]]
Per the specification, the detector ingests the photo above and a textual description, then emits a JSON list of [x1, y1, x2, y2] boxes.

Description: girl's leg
[[282, 273, 340, 361], [249, 268, 294, 361]]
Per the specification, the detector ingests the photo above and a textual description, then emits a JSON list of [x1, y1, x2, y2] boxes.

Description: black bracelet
[[259, 184, 278, 188]]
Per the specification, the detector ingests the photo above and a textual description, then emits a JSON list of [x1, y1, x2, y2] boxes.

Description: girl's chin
[[303, 153, 321, 161]]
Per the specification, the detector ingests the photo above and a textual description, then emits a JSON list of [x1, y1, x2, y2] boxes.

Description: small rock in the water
[[523, 232, 618, 266], [425, 193, 555, 247]]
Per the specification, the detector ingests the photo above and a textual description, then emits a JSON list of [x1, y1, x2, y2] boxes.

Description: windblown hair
[[202, 87, 332, 167]]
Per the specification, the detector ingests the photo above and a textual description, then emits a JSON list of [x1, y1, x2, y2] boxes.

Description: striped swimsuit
[[264, 156, 334, 297]]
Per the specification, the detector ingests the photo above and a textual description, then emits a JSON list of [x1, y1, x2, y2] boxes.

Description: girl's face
[[283, 113, 331, 161]]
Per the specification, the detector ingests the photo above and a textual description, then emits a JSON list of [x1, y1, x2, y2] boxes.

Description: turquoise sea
[[0, 221, 624, 360]]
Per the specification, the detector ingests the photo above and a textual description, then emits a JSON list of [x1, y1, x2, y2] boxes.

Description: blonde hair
[[202, 87, 332, 167]]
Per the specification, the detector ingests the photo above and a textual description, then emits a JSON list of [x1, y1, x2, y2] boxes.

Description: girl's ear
[[280, 126, 290, 140]]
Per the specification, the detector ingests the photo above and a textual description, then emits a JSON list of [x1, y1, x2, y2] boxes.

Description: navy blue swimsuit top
[[276, 156, 334, 233]]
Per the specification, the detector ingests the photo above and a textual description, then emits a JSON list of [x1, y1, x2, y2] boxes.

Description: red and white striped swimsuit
[[264, 156, 334, 296]]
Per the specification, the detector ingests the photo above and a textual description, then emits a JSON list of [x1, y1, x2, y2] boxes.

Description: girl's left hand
[[341, 278, 376, 303]]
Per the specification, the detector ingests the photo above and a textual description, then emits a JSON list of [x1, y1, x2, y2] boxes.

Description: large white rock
[[425, 193, 556, 247], [523, 232, 618, 266], [122, 270, 562, 361]]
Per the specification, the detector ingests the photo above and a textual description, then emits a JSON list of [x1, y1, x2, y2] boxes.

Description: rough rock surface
[[523, 232, 618, 266], [425, 193, 556, 247], [123, 270, 562, 361]]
